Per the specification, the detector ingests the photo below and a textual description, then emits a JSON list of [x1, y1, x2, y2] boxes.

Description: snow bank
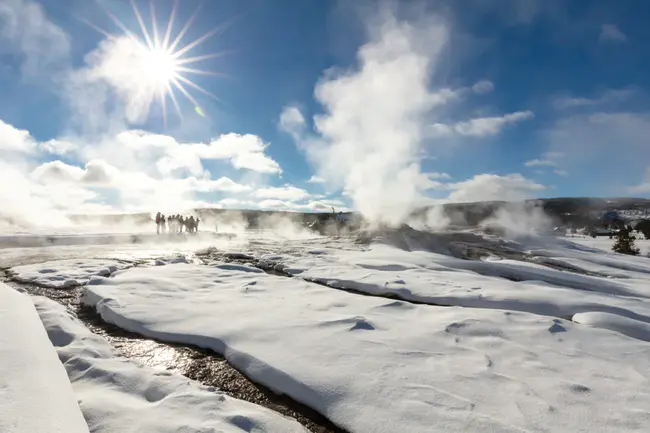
[[573, 312, 650, 342], [84, 263, 650, 433], [33, 296, 308, 433], [0, 283, 89, 433], [8, 258, 133, 288], [262, 243, 650, 327]]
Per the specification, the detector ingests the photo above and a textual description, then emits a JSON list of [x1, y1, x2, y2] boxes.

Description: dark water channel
[[3, 276, 345, 433]]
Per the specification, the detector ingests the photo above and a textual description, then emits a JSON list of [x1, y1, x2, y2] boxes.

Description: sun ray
[[86, 0, 227, 127], [162, 0, 179, 50], [74, 14, 114, 39], [166, 83, 184, 120], [176, 66, 227, 77], [168, 1, 203, 53], [159, 89, 168, 128], [149, 0, 160, 49], [172, 24, 227, 59], [175, 51, 233, 66], [175, 75, 223, 104], [130, 0, 154, 50], [96, 0, 140, 42], [171, 79, 203, 111]]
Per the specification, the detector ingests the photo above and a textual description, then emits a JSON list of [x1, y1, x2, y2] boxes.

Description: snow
[[6, 227, 650, 432], [573, 311, 650, 342], [8, 258, 133, 288], [32, 296, 308, 433], [261, 243, 650, 325], [571, 235, 650, 255], [0, 283, 89, 433], [83, 261, 650, 433]]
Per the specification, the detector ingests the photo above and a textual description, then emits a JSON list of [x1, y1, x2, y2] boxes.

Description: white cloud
[[192, 133, 281, 174], [417, 172, 451, 190], [599, 24, 627, 43], [0, 119, 36, 153], [254, 199, 349, 213], [454, 111, 534, 136], [445, 173, 545, 203], [279, 105, 306, 141], [524, 158, 556, 168], [39, 139, 77, 155], [428, 172, 450, 179], [430, 111, 533, 137], [524, 152, 569, 175], [307, 175, 326, 184], [252, 185, 311, 201], [553, 88, 636, 110], [0, 0, 70, 76], [472, 80, 494, 94], [30, 159, 249, 194]]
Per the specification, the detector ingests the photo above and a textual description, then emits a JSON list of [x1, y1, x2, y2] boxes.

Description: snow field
[[31, 296, 308, 433], [0, 283, 89, 433], [571, 236, 650, 256], [8, 258, 133, 288], [260, 242, 650, 340], [83, 262, 650, 433]]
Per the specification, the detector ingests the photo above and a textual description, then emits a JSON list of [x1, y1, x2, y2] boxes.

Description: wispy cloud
[[599, 24, 627, 43], [307, 175, 326, 184], [472, 80, 494, 94], [252, 185, 311, 201], [524, 152, 567, 175], [429, 111, 534, 138], [524, 158, 556, 168], [0, 0, 70, 76], [553, 88, 636, 110], [191, 134, 282, 174], [444, 173, 546, 203]]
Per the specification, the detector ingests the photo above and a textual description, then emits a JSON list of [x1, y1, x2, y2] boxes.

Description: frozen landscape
[[3, 221, 650, 433]]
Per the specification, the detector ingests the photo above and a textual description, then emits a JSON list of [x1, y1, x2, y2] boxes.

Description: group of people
[[154, 212, 200, 234]]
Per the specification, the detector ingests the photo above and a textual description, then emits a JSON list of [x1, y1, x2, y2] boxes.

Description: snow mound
[[84, 263, 650, 433], [0, 283, 89, 433], [32, 296, 308, 433], [8, 258, 132, 288], [573, 312, 650, 342], [262, 243, 650, 329]]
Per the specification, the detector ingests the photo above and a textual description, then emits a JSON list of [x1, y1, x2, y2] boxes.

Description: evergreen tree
[[636, 219, 650, 240], [612, 227, 640, 256]]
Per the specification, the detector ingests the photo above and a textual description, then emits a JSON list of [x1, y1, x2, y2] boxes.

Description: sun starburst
[[80, 0, 229, 126]]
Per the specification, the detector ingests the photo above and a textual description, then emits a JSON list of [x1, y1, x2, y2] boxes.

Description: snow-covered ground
[[4, 227, 650, 432], [570, 235, 650, 255], [0, 283, 89, 433], [32, 296, 308, 433]]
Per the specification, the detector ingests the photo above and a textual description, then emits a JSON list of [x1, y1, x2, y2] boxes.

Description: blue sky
[[1, 0, 649, 222]]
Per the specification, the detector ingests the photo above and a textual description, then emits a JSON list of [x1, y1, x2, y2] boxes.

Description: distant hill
[[60, 197, 650, 230], [422, 197, 650, 228]]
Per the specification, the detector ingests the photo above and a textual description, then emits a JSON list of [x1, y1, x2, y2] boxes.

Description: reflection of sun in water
[[81, 0, 227, 125]]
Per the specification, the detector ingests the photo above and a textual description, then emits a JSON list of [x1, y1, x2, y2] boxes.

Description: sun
[[139, 45, 179, 90], [80, 0, 228, 126]]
